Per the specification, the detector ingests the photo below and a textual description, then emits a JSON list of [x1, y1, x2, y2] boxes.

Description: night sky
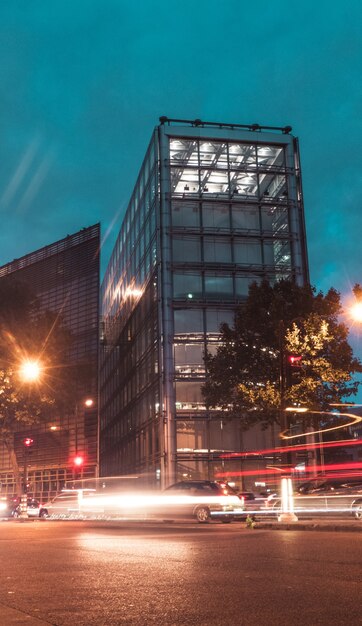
[[0, 2, 361, 355]]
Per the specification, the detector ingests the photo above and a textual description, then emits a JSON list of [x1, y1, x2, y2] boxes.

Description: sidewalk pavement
[[253, 518, 362, 532]]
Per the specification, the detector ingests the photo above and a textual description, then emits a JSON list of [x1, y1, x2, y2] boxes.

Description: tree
[[202, 280, 362, 431], [0, 277, 77, 492]]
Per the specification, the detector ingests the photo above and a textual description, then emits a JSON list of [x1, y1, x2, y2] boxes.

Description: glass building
[[0, 224, 100, 498], [100, 118, 309, 488]]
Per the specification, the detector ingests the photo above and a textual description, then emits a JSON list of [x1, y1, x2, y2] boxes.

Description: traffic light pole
[[278, 320, 298, 523], [19, 439, 32, 519]]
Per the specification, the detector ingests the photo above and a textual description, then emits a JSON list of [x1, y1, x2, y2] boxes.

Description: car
[[265, 479, 362, 520], [0, 496, 20, 518], [160, 480, 245, 523], [12, 498, 46, 518], [39, 491, 82, 519], [238, 491, 271, 519]]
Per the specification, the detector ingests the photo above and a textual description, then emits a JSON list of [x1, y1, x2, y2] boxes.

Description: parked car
[[160, 480, 245, 523], [266, 479, 362, 520]]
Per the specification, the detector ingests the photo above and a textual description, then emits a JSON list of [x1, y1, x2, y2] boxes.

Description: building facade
[[0, 224, 100, 498], [100, 118, 309, 489]]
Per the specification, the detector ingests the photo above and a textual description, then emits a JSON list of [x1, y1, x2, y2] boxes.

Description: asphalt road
[[0, 519, 361, 626]]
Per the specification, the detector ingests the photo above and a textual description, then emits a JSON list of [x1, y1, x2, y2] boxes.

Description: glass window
[[200, 169, 229, 194], [170, 139, 198, 166], [257, 145, 284, 169], [264, 240, 291, 267], [173, 273, 202, 299], [232, 205, 259, 231], [203, 237, 232, 263], [176, 419, 208, 451], [204, 274, 233, 298], [171, 167, 199, 194], [199, 142, 228, 169], [205, 309, 234, 332], [172, 236, 201, 262], [174, 309, 204, 333], [172, 202, 200, 228], [229, 171, 258, 197], [235, 275, 259, 297], [261, 205, 289, 234], [174, 344, 205, 375], [228, 143, 256, 169], [234, 240, 262, 264], [260, 173, 286, 199], [202, 203, 230, 229], [175, 381, 204, 405]]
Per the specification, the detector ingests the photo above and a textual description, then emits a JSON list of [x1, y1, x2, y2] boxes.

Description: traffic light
[[23, 437, 34, 447], [286, 354, 303, 387], [74, 455, 84, 468]]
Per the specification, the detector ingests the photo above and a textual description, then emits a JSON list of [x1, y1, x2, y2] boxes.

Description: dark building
[[0, 224, 100, 499], [100, 118, 309, 488]]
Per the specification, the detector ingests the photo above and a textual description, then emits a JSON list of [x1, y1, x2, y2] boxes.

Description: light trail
[[220, 437, 362, 459], [280, 410, 362, 441]]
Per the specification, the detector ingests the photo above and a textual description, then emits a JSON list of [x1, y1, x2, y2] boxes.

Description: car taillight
[[239, 495, 245, 505]]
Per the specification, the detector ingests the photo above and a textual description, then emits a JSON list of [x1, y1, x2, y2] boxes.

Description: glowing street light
[[350, 302, 362, 323], [19, 359, 42, 382]]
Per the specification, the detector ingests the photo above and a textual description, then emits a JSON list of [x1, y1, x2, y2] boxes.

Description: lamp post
[[73, 397, 93, 483], [18, 359, 42, 519], [278, 320, 298, 523]]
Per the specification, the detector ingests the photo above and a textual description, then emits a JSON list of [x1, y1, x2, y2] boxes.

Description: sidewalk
[[253, 518, 362, 532]]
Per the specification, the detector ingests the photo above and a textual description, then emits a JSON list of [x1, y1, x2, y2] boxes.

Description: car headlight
[[0, 502, 8, 511]]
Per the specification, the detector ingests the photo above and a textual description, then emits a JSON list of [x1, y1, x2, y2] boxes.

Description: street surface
[[0, 519, 361, 626]]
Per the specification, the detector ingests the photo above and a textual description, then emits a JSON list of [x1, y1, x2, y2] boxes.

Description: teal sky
[[0, 2, 361, 336]]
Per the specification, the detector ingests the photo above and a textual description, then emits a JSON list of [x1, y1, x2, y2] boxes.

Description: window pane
[[264, 240, 291, 267], [199, 142, 228, 169], [172, 202, 200, 228], [172, 237, 201, 262], [202, 203, 230, 229], [174, 344, 205, 375], [171, 167, 199, 194], [204, 237, 232, 263], [257, 145, 285, 169], [200, 169, 229, 194], [170, 139, 198, 166], [232, 205, 259, 231], [235, 275, 259, 297], [234, 240, 262, 264], [174, 309, 204, 333], [228, 143, 256, 169], [261, 205, 289, 234], [204, 274, 233, 298], [206, 309, 234, 332], [173, 273, 202, 299]]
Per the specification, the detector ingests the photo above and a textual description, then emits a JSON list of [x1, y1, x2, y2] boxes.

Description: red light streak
[[220, 438, 362, 459], [216, 461, 362, 479]]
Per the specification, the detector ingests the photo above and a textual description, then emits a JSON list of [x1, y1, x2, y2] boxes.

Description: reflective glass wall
[[100, 120, 308, 489]]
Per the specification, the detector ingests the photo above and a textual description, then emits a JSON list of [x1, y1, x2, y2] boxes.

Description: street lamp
[[19, 359, 42, 383], [73, 398, 93, 482], [17, 359, 42, 519]]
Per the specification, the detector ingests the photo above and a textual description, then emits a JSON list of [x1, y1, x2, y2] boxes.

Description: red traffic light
[[23, 437, 34, 447], [74, 455, 84, 467], [287, 355, 302, 367]]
